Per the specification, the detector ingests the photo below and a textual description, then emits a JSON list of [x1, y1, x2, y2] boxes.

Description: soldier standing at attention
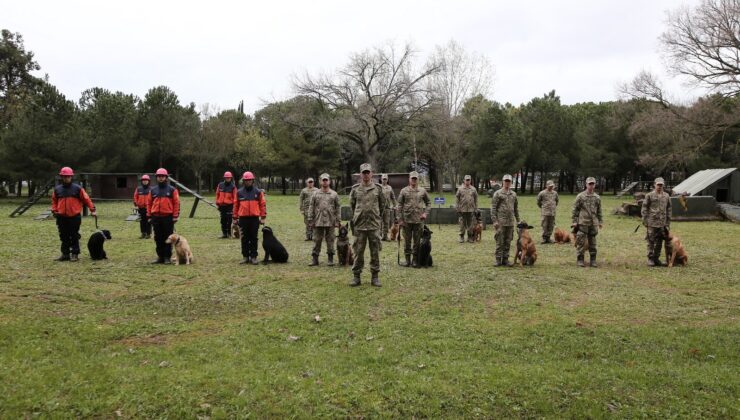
[[308, 173, 340, 267], [456, 174, 478, 243], [147, 168, 180, 264], [299, 178, 317, 241], [397, 171, 431, 267], [215, 171, 237, 238], [349, 163, 386, 287], [572, 177, 603, 267], [52, 166, 96, 262], [233, 171, 266, 265], [536, 180, 559, 244], [491, 174, 519, 266], [380, 174, 396, 241], [133, 174, 152, 239], [641, 177, 672, 267]]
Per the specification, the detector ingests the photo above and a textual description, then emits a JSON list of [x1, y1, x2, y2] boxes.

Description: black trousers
[[56, 215, 81, 255], [138, 207, 151, 235], [238, 216, 260, 258], [219, 205, 233, 235], [150, 215, 174, 260]]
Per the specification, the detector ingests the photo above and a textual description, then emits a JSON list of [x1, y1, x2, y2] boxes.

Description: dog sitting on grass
[[87, 229, 112, 260], [514, 221, 537, 266], [389, 222, 400, 241], [553, 227, 572, 244], [261, 226, 289, 263], [416, 225, 433, 267], [336, 223, 353, 266], [165, 233, 193, 265], [667, 230, 688, 267]]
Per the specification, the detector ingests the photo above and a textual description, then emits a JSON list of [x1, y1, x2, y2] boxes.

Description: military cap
[[360, 163, 372, 172], [464, 175, 472, 180], [320, 173, 330, 180], [503, 174, 513, 181], [546, 180, 555, 187], [381, 173, 388, 180], [306, 177, 314, 183], [409, 171, 420, 179], [586, 177, 596, 184], [654, 177, 665, 185]]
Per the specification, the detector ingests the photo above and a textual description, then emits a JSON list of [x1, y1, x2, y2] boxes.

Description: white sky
[[6, 0, 703, 113]]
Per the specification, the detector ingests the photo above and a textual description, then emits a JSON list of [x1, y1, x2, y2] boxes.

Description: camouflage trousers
[[403, 223, 424, 257], [575, 225, 598, 257], [352, 229, 381, 275], [303, 213, 313, 239], [541, 215, 555, 240], [494, 226, 514, 261], [459, 212, 474, 238], [312, 226, 335, 256], [646, 227, 673, 261], [382, 209, 394, 238]]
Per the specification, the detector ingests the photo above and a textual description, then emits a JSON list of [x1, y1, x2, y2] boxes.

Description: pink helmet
[[59, 167, 74, 176], [224, 171, 233, 178], [155, 168, 168, 176], [242, 171, 255, 180], [141, 174, 150, 181]]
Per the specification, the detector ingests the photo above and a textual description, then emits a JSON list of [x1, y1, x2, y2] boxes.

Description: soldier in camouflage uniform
[[380, 174, 396, 241], [491, 174, 519, 266], [537, 180, 559, 244], [397, 171, 431, 267], [456, 175, 479, 243], [641, 177, 672, 267], [308, 173, 341, 267], [349, 163, 386, 287], [298, 178, 317, 241], [572, 177, 603, 267]]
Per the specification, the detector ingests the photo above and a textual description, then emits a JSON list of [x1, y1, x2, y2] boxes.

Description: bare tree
[[661, 0, 740, 96], [293, 42, 441, 167]]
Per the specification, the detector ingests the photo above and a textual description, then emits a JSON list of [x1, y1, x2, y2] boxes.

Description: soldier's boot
[[577, 255, 585, 267], [647, 258, 655, 267], [371, 274, 381, 287], [305, 233, 312, 241], [541, 237, 548, 245], [589, 254, 598, 268], [412, 256, 420, 268], [502, 258, 512, 267], [250, 257, 260, 265], [382, 233, 389, 241], [327, 253, 335, 267], [140, 233, 147, 239], [350, 273, 361, 287], [402, 255, 411, 267], [70, 254, 79, 262], [494, 256, 503, 267], [308, 254, 319, 266], [653, 258, 663, 267], [55, 254, 70, 262], [239, 257, 250, 265], [459, 234, 465, 243]]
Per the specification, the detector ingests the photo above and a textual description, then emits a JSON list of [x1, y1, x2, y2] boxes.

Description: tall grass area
[[0, 193, 738, 417]]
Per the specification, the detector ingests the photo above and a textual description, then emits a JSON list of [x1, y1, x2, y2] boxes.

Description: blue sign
[[434, 197, 445, 205]]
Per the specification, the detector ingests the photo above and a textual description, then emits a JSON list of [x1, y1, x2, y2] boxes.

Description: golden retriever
[[165, 233, 193, 265]]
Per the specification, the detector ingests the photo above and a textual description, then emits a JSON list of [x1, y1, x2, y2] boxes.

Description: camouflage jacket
[[491, 189, 519, 226], [381, 184, 396, 209], [349, 182, 386, 231], [641, 190, 671, 227], [455, 185, 478, 213], [572, 191, 603, 226], [299, 187, 317, 213], [308, 188, 340, 227], [397, 186, 431, 224], [536, 189, 559, 216]]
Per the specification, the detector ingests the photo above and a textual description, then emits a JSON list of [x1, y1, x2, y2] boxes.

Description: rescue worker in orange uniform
[[51, 166, 96, 261], [146, 168, 180, 264], [233, 171, 266, 264], [215, 171, 238, 238], [133, 174, 152, 239]]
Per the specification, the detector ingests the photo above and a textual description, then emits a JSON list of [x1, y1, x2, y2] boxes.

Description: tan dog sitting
[[165, 233, 193, 265], [514, 221, 537, 266], [667, 231, 688, 267], [472, 222, 483, 242], [231, 223, 241, 239], [389, 222, 400, 241]]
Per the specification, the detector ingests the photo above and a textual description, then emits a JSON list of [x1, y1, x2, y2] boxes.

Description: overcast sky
[[6, 0, 703, 113]]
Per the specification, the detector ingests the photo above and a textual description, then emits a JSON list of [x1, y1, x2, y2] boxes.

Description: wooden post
[[189, 197, 200, 218]]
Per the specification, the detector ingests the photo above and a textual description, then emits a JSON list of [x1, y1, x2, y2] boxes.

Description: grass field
[[0, 192, 738, 418]]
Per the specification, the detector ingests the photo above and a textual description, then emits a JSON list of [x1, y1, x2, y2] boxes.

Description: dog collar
[[174, 235, 180, 245]]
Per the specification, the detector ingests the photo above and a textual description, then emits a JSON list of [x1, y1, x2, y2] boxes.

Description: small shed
[[79, 173, 145, 200], [672, 168, 739, 203]]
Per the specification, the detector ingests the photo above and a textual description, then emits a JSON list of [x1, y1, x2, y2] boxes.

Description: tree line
[[1, 0, 738, 196]]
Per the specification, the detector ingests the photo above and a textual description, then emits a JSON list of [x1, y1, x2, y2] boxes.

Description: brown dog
[[514, 221, 537, 266], [472, 222, 483, 242], [667, 231, 688, 267], [554, 227, 572, 244], [389, 222, 400, 241], [231, 223, 241, 239], [165, 233, 193, 265]]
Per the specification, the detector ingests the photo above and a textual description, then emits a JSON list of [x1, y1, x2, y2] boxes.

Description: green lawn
[[0, 193, 738, 418]]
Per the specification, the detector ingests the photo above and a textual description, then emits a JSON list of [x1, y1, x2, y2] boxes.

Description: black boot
[[350, 273, 361, 287], [55, 254, 70, 262], [250, 257, 259, 265], [647, 258, 655, 267], [327, 253, 335, 267], [371, 275, 381, 287], [239, 257, 249, 265], [459, 235, 465, 243], [589, 254, 598, 268], [412, 256, 420, 268], [140, 233, 147, 239], [577, 255, 585, 267], [308, 254, 319, 266], [502, 258, 512, 267], [151, 257, 164, 264], [494, 257, 503, 267], [70, 254, 79, 262], [402, 255, 411, 267]]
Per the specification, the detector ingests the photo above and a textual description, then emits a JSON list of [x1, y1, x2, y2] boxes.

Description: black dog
[[336, 223, 353, 266], [262, 226, 289, 263], [87, 229, 112, 260], [417, 225, 433, 267]]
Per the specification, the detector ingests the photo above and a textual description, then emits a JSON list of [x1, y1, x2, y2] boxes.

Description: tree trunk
[[281, 177, 287, 195]]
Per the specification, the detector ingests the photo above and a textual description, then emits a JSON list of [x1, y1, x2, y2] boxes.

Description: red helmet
[[223, 171, 233, 178], [155, 168, 168, 176], [242, 171, 255, 180], [59, 167, 74, 176], [141, 174, 150, 181]]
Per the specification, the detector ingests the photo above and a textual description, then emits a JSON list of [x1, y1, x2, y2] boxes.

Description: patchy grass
[[0, 193, 738, 418]]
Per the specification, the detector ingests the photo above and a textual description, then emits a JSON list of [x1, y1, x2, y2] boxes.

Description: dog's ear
[[528, 225, 534, 230]]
